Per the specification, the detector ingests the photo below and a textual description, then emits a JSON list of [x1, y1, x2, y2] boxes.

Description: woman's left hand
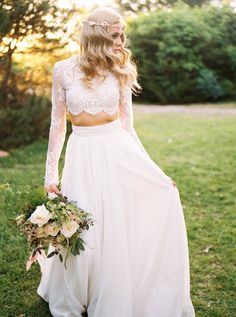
[[168, 177, 176, 187]]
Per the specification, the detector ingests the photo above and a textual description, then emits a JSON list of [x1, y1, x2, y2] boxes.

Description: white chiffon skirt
[[37, 118, 196, 317]]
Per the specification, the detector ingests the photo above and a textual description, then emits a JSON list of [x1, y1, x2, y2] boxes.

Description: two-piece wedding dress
[[37, 54, 196, 317]]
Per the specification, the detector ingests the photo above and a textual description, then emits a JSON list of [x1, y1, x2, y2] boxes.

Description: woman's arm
[[119, 85, 176, 187], [119, 85, 150, 159], [44, 62, 67, 190]]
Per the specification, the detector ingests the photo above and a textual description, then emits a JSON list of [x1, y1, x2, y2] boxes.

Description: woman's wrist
[[44, 177, 58, 188], [44, 183, 61, 194]]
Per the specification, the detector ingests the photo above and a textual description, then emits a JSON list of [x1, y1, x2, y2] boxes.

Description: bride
[[38, 6, 196, 317]]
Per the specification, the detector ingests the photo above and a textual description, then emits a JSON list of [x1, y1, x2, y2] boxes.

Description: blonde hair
[[78, 6, 141, 94]]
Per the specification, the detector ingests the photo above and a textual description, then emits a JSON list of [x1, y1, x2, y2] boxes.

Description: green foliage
[[0, 110, 235, 316], [0, 0, 53, 39], [0, 93, 51, 149], [116, 0, 209, 15], [71, 237, 85, 256], [0, 0, 78, 100], [196, 69, 224, 100], [128, 3, 236, 103]]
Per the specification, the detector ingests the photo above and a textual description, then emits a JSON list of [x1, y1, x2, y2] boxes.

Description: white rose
[[61, 221, 79, 238], [48, 192, 58, 200], [29, 204, 51, 227]]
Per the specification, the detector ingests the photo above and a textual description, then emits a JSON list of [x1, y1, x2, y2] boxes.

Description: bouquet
[[15, 191, 94, 272]]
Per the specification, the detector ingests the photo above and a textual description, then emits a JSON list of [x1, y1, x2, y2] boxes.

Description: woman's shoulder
[[52, 55, 80, 87], [54, 54, 80, 71]]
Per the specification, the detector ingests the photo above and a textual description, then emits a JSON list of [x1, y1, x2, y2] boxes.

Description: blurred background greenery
[[0, 0, 236, 149]]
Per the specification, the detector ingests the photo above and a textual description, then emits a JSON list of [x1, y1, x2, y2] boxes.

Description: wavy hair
[[78, 7, 141, 94]]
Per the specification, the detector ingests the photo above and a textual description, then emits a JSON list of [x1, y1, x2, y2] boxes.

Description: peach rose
[[61, 221, 79, 238], [44, 223, 60, 237]]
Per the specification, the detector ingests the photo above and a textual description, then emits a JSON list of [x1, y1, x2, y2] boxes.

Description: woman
[[38, 6, 196, 317]]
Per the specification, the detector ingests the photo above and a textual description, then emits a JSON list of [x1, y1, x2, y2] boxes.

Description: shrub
[[0, 94, 51, 150], [128, 3, 236, 103], [196, 69, 224, 100]]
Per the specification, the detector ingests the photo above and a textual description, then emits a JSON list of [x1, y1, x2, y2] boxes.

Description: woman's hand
[[44, 184, 61, 195], [168, 176, 176, 187]]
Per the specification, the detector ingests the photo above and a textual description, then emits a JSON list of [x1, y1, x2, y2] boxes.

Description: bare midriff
[[68, 110, 120, 127]]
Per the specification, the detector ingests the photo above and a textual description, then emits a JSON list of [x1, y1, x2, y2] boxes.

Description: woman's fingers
[[44, 184, 61, 194], [168, 176, 176, 187]]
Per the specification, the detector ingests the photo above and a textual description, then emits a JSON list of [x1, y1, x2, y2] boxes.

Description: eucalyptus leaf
[[47, 251, 56, 258], [59, 253, 63, 263]]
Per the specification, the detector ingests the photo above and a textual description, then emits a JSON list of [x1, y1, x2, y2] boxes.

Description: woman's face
[[109, 22, 125, 53]]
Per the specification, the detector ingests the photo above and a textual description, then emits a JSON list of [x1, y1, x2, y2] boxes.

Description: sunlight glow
[[57, 0, 115, 9]]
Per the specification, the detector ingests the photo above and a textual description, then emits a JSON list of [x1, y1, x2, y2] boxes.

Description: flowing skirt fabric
[[37, 118, 195, 317]]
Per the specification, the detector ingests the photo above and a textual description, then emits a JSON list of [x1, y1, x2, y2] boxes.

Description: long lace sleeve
[[44, 62, 67, 187], [119, 85, 150, 159]]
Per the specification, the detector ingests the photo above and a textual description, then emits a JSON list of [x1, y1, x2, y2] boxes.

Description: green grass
[[186, 101, 236, 108], [0, 112, 235, 317], [139, 101, 236, 109]]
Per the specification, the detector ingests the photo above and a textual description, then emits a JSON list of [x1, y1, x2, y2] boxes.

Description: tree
[[0, 0, 77, 101], [127, 4, 236, 103], [115, 0, 210, 15]]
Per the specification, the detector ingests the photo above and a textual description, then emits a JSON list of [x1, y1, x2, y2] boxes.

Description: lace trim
[[68, 109, 119, 116], [58, 56, 120, 117]]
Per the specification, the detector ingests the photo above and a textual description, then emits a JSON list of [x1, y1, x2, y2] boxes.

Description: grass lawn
[[0, 112, 235, 317], [137, 101, 236, 109]]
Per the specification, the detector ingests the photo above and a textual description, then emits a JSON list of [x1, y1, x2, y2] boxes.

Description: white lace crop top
[[44, 55, 149, 187]]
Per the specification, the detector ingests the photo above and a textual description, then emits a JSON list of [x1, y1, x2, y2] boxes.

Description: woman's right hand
[[44, 184, 61, 195]]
